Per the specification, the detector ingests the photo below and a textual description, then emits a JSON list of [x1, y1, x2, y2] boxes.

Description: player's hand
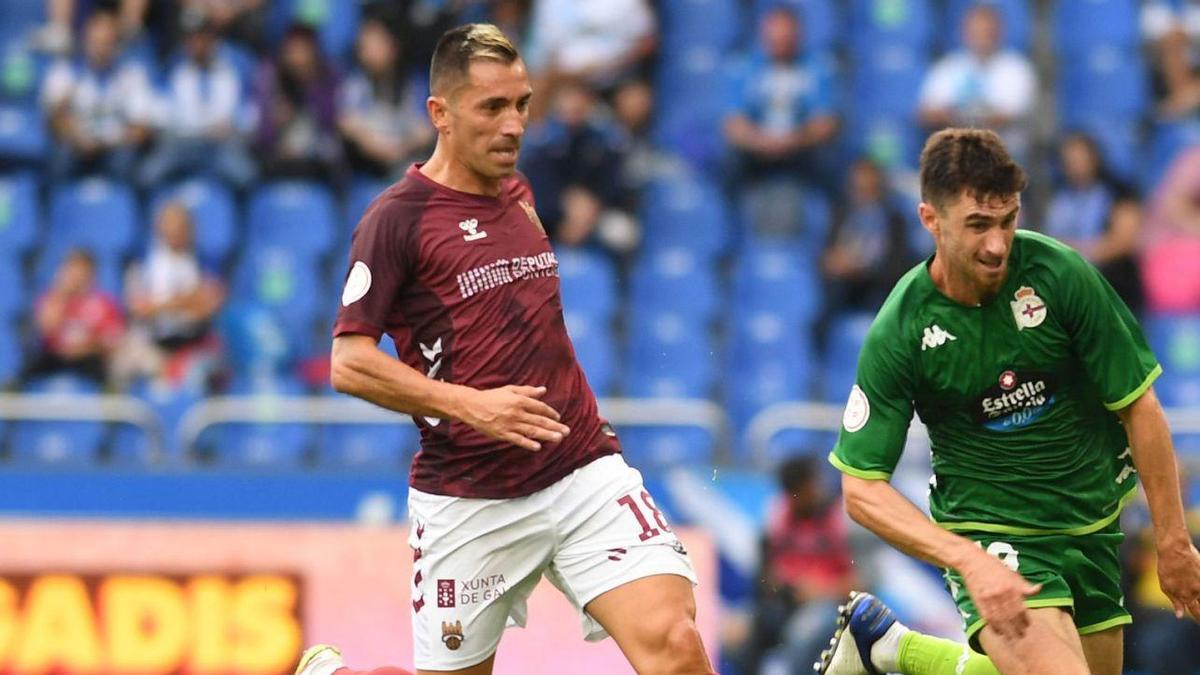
[[959, 552, 1042, 640], [459, 385, 570, 452], [1157, 540, 1200, 621]]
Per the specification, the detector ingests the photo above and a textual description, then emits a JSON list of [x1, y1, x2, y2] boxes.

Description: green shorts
[[943, 520, 1132, 652]]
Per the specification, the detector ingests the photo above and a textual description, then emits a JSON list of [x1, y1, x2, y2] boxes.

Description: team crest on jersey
[[1010, 286, 1047, 330], [441, 621, 464, 651], [518, 199, 545, 234]]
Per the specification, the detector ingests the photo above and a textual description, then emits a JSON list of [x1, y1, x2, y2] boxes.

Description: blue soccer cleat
[[814, 591, 902, 675]]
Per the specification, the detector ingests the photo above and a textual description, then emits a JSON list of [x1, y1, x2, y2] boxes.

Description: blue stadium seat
[[625, 310, 717, 397], [558, 247, 618, 322], [247, 181, 337, 257], [10, 375, 106, 466], [199, 375, 312, 467], [564, 310, 617, 397], [0, 258, 28, 321], [852, 43, 928, 118], [617, 426, 717, 470], [218, 299, 296, 375], [822, 312, 876, 402], [754, 0, 842, 52], [1141, 121, 1200, 194], [0, 172, 39, 258], [232, 245, 325, 341], [0, 322, 21, 386], [318, 418, 417, 470], [1068, 116, 1142, 183], [153, 179, 239, 268], [660, 0, 743, 54], [0, 101, 47, 164], [726, 309, 817, 428], [844, 113, 923, 171], [639, 172, 733, 258], [732, 245, 823, 322], [652, 55, 734, 171], [1146, 313, 1200, 408], [765, 429, 839, 464], [118, 378, 207, 465], [1054, 0, 1140, 54], [346, 177, 389, 225], [1058, 47, 1148, 127], [945, 0, 1032, 52], [850, 0, 934, 53], [0, 0, 45, 46], [50, 178, 139, 258], [630, 248, 721, 322]]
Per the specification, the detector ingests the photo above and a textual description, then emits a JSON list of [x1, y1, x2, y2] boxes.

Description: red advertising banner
[[0, 521, 718, 674]]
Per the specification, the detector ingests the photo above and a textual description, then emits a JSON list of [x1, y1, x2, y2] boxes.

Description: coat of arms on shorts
[[442, 621, 464, 651], [1010, 286, 1047, 330], [437, 579, 456, 608], [518, 200, 545, 234]]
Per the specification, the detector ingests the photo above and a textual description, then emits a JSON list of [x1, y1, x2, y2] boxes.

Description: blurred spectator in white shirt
[[138, 9, 255, 190], [42, 9, 154, 181], [338, 14, 432, 180], [918, 5, 1036, 160]]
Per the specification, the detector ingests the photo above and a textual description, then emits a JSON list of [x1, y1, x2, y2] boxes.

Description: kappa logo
[[442, 621, 464, 651], [921, 324, 957, 351], [460, 218, 487, 242], [1010, 286, 1047, 330]]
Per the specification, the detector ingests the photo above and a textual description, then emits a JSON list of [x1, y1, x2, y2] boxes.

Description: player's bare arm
[[841, 474, 1041, 639], [1115, 387, 1200, 620], [331, 334, 570, 452]]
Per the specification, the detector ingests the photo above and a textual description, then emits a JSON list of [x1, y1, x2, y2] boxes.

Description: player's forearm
[[842, 474, 985, 572], [330, 339, 472, 422], [1121, 390, 1191, 550]]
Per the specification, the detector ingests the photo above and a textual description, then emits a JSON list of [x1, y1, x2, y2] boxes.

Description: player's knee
[[641, 613, 711, 674]]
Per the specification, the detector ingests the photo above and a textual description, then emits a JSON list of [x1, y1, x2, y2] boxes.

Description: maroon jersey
[[333, 164, 620, 498]]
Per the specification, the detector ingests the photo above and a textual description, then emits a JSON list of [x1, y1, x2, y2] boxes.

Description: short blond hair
[[430, 24, 520, 97]]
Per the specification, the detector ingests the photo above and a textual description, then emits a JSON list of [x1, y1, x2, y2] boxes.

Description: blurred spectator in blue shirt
[[725, 7, 839, 237], [519, 80, 629, 248], [253, 23, 342, 183], [138, 9, 256, 190], [821, 159, 912, 314], [1045, 133, 1143, 314], [42, 10, 155, 181], [338, 14, 432, 180]]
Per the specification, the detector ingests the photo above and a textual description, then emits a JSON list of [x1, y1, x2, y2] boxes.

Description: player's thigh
[[415, 653, 495, 675], [583, 573, 713, 675], [1079, 627, 1123, 675], [407, 488, 553, 673], [978, 607, 1088, 675]]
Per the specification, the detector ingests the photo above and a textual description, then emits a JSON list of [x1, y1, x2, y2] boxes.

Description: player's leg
[[584, 573, 713, 674], [544, 454, 713, 674], [293, 644, 497, 675], [976, 607, 1089, 675], [1078, 627, 1123, 675]]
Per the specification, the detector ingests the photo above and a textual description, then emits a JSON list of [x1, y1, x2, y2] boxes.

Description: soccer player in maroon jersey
[[294, 23, 715, 675]]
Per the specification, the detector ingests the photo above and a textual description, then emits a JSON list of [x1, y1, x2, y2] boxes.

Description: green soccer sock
[[896, 631, 1000, 675]]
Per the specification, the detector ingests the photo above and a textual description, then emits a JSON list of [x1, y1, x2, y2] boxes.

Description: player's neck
[[928, 254, 994, 307], [420, 146, 503, 197]]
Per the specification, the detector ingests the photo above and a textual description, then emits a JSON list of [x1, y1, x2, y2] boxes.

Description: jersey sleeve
[[1059, 250, 1161, 410], [332, 201, 415, 341], [829, 318, 916, 480]]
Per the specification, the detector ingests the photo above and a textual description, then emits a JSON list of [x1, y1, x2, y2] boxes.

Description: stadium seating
[[944, 0, 1031, 52], [49, 178, 139, 259], [318, 418, 418, 471], [0, 172, 40, 258], [618, 425, 718, 469], [849, 0, 934, 53], [753, 0, 841, 52], [625, 308, 718, 397], [246, 181, 338, 258], [1147, 313, 1200, 408], [630, 247, 721, 322], [0, 321, 21, 386], [732, 244, 824, 322], [10, 374, 106, 466], [660, 0, 744, 54], [1057, 46, 1148, 128], [199, 374, 312, 467], [558, 247, 619, 322], [821, 311, 875, 402], [1053, 0, 1140, 54], [638, 172, 733, 258], [0, 101, 47, 164], [565, 310, 618, 397], [269, 0, 361, 64]]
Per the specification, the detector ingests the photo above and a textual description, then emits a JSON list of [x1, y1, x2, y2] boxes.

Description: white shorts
[[407, 454, 698, 671]]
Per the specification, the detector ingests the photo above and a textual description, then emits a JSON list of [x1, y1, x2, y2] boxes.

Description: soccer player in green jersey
[[817, 129, 1200, 675]]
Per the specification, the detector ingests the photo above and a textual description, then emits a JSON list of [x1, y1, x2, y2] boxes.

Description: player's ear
[[918, 202, 941, 237], [427, 95, 450, 135]]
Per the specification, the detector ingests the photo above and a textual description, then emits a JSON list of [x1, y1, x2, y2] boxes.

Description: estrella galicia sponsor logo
[[975, 370, 1057, 430]]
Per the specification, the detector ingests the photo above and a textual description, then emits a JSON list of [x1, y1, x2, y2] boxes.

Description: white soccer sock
[[869, 620, 910, 673]]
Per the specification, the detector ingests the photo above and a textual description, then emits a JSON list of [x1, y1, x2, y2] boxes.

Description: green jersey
[[830, 230, 1161, 536]]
